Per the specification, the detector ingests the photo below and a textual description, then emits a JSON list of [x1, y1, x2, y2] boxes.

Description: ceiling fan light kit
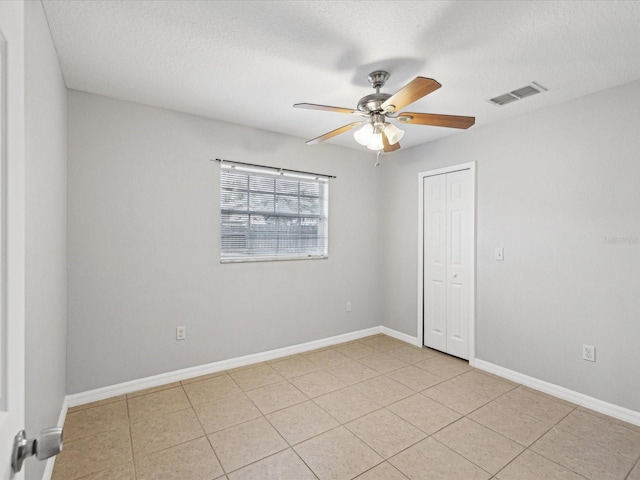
[[294, 70, 475, 154]]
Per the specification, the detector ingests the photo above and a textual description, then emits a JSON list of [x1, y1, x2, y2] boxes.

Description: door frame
[[417, 162, 476, 365]]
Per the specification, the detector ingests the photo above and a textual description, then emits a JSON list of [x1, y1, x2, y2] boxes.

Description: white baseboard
[[66, 326, 383, 407], [380, 326, 421, 347], [42, 397, 68, 480], [474, 358, 640, 427]]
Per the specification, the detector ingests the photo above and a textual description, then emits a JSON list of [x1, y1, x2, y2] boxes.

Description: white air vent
[[489, 93, 519, 106], [488, 82, 547, 106]]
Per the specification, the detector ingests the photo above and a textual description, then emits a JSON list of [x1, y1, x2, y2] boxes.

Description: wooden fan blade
[[294, 103, 360, 115], [382, 131, 401, 153], [381, 77, 442, 113], [397, 112, 475, 129], [306, 122, 363, 145]]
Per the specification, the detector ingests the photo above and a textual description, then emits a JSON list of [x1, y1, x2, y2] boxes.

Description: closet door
[[423, 174, 447, 353], [423, 169, 472, 359]]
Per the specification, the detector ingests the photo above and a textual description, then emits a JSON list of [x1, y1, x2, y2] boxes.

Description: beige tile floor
[[52, 334, 640, 480]]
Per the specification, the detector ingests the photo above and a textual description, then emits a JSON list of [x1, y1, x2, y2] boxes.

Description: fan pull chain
[[374, 150, 381, 167]]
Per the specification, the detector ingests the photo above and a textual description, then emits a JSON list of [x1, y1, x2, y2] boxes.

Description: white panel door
[[423, 169, 473, 360], [423, 175, 447, 352], [0, 5, 27, 478]]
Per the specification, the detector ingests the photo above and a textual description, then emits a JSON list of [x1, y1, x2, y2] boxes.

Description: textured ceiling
[[43, 0, 640, 151]]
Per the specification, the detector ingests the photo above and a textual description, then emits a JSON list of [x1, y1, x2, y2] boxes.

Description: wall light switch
[[176, 326, 186, 341], [495, 248, 504, 261]]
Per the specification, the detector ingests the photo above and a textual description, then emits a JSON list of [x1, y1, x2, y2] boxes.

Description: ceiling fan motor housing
[[357, 93, 392, 114]]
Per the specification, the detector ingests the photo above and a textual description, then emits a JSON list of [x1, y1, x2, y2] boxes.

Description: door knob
[[12, 427, 63, 473], [453, 273, 458, 277]]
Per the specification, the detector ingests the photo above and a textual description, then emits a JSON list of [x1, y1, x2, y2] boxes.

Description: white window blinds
[[220, 163, 329, 262]]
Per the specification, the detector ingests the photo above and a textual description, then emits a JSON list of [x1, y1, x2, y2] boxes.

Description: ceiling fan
[[294, 70, 475, 153]]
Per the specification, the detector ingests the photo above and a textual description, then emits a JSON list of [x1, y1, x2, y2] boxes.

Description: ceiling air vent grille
[[488, 82, 547, 106]]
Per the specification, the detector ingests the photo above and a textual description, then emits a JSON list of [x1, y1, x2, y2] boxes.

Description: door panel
[[423, 175, 447, 352]]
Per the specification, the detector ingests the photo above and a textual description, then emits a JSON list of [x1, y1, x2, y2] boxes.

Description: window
[[220, 162, 329, 262]]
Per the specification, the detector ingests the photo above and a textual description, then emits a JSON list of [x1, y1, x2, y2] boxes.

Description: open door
[[0, 4, 27, 477]]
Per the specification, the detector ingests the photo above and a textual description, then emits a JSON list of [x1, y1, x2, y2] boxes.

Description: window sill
[[220, 255, 328, 264]]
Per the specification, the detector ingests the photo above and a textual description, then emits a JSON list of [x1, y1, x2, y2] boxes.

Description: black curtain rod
[[212, 158, 336, 179]]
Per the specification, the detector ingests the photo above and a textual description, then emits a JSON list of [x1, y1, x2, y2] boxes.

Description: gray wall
[[382, 80, 640, 412], [67, 91, 382, 394], [24, 2, 68, 479]]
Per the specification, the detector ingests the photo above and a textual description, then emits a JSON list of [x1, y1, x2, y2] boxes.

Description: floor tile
[[193, 392, 262, 434], [389, 365, 444, 391], [135, 437, 224, 480], [493, 386, 575, 424], [386, 345, 437, 364], [229, 364, 286, 391], [468, 398, 553, 446], [181, 370, 227, 385], [352, 375, 414, 406], [208, 417, 288, 473], [74, 462, 135, 480], [326, 360, 379, 385], [269, 355, 319, 378], [266, 400, 339, 445], [389, 437, 491, 480], [127, 381, 181, 398], [495, 450, 586, 480], [183, 374, 243, 405], [304, 348, 351, 369], [531, 426, 637, 480], [388, 393, 461, 434], [355, 462, 409, 479], [333, 341, 379, 360], [226, 361, 268, 374], [63, 400, 129, 442], [422, 370, 515, 414], [314, 385, 381, 423], [414, 355, 471, 379], [227, 448, 316, 480], [52, 426, 132, 480], [346, 409, 427, 458], [555, 409, 640, 459], [358, 352, 408, 374], [294, 426, 383, 480], [245, 381, 307, 414], [67, 395, 127, 414], [127, 386, 190, 420], [628, 461, 640, 480], [433, 418, 524, 474], [130, 407, 204, 457], [360, 335, 404, 351], [577, 406, 640, 434], [289, 369, 347, 398]]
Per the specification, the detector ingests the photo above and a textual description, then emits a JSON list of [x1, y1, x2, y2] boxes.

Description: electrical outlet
[[346, 301, 352, 312], [176, 326, 186, 341], [583, 344, 595, 362]]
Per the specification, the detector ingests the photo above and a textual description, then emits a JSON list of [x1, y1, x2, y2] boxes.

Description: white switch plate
[[495, 248, 504, 261], [176, 326, 186, 341], [346, 301, 352, 312]]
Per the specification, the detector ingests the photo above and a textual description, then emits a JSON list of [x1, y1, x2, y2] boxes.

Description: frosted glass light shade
[[367, 132, 384, 151], [384, 122, 405, 145], [354, 124, 374, 146]]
